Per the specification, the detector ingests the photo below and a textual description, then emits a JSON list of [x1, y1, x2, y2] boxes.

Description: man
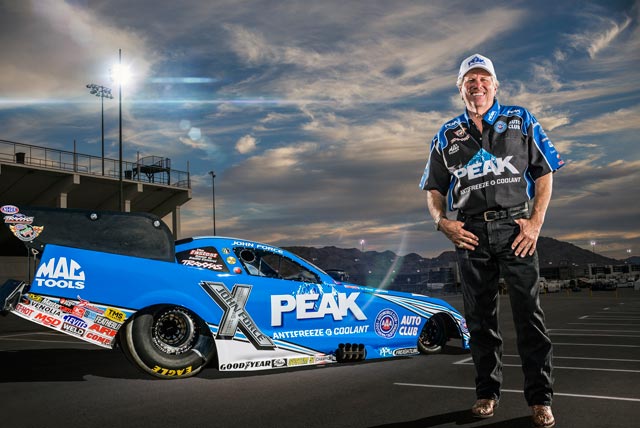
[[419, 53, 563, 428]]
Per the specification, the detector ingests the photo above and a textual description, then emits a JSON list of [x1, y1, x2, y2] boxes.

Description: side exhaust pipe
[[336, 343, 366, 362]]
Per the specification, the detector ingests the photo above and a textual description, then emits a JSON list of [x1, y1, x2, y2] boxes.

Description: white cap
[[457, 54, 497, 85]]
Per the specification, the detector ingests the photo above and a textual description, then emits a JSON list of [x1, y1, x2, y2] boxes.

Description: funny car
[[0, 205, 469, 379]]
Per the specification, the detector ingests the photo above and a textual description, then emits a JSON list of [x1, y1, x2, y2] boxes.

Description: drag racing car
[[0, 205, 469, 379]]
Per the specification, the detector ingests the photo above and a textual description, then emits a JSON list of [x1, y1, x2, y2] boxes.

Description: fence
[[0, 139, 190, 188]]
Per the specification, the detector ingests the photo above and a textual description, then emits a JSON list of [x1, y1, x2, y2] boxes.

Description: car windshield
[[235, 248, 320, 284]]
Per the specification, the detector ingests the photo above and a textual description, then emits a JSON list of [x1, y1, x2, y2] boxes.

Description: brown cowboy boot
[[471, 399, 498, 418], [531, 405, 555, 428]]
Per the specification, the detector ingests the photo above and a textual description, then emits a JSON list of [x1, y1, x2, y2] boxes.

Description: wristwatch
[[434, 215, 447, 231]]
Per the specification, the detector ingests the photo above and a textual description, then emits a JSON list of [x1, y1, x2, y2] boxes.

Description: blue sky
[[1, 0, 638, 259]]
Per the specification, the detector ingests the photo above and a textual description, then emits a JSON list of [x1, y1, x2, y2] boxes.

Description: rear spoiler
[[1, 205, 175, 262]]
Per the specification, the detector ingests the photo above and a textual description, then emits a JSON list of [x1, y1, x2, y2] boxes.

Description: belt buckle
[[483, 211, 498, 221]]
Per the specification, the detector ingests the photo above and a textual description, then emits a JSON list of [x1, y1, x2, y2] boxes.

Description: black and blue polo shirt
[[419, 99, 564, 215]]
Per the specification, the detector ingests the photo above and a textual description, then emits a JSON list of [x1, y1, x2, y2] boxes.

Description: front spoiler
[[0, 279, 29, 315]]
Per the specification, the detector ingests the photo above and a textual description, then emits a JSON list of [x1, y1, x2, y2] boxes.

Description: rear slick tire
[[120, 305, 215, 379]]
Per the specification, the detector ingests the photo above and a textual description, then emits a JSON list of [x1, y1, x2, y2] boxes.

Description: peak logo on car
[[271, 292, 367, 327], [34, 257, 85, 289]]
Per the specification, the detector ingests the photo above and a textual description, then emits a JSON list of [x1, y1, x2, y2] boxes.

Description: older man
[[419, 54, 563, 428]]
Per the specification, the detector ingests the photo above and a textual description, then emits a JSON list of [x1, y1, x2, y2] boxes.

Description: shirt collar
[[464, 98, 501, 125]]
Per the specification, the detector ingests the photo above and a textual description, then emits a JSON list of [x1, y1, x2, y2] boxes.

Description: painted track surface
[[1, 289, 639, 428]]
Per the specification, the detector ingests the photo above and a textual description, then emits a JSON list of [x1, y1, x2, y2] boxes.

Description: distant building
[[391, 263, 460, 294], [587, 263, 640, 280], [0, 139, 192, 282]]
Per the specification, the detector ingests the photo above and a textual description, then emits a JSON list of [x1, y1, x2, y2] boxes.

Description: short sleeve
[[419, 134, 451, 194]]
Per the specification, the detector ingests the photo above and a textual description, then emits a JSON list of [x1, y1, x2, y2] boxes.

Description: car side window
[[235, 248, 320, 284]]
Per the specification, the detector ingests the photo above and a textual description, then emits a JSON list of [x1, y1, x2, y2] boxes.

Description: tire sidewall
[[122, 306, 214, 378]]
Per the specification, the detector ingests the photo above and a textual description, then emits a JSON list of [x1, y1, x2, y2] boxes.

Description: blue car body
[[1, 206, 469, 377]]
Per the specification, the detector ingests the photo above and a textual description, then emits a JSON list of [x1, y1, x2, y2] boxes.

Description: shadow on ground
[[369, 409, 531, 427]]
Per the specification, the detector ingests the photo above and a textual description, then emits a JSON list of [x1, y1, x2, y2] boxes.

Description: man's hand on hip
[[512, 218, 542, 257], [440, 219, 479, 251]]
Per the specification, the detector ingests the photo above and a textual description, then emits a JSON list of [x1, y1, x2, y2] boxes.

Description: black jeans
[[456, 215, 553, 406]]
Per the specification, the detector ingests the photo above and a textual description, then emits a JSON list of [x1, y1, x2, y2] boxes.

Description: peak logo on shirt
[[453, 149, 519, 180]]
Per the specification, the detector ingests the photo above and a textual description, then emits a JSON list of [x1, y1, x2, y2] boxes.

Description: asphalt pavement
[[1, 288, 639, 428]]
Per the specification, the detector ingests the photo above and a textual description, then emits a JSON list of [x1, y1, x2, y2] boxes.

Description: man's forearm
[[426, 189, 448, 228], [531, 173, 553, 225]]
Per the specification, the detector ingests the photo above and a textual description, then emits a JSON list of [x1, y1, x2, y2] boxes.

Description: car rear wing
[[1, 205, 175, 262]]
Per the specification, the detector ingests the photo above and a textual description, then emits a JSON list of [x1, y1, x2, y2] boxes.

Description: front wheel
[[418, 316, 447, 354], [119, 305, 216, 379]]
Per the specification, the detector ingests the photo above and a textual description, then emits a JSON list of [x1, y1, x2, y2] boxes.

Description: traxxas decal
[[200, 281, 276, 350]]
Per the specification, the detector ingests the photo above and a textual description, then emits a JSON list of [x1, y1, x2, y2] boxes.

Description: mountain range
[[285, 236, 637, 285]]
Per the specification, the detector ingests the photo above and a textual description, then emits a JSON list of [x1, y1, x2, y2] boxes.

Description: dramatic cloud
[[0, 0, 155, 100], [1, 0, 638, 259], [585, 17, 632, 59], [235, 135, 258, 154]]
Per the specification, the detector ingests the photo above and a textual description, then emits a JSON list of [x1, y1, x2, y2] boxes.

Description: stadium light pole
[[111, 49, 130, 211], [209, 171, 216, 235], [590, 240, 597, 253], [86, 84, 113, 176]]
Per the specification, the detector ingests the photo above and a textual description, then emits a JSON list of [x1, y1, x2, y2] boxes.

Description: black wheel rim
[[420, 318, 443, 349], [152, 308, 197, 355]]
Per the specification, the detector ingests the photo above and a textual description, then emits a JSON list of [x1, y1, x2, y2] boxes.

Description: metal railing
[[0, 139, 190, 188]]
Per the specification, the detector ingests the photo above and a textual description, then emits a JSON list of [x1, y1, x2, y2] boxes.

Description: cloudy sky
[[1, 0, 638, 260]]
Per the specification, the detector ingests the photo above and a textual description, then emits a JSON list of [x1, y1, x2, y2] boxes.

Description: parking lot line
[[0, 332, 63, 338], [453, 359, 640, 373], [394, 383, 640, 402], [456, 354, 640, 363], [580, 317, 640, 321], [0, 331, 90, 345], [596, 311, 640, 314], [550, 328, 640, 332], [549, 332, 640, 337], [0, 337, 89, 344], [553, 342, 640, 347], [569, 322, 640, 326], [551, 355, 640, 363]]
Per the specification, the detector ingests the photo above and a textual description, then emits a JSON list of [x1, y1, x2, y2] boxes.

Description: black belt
[[463, 202, 529, 222]]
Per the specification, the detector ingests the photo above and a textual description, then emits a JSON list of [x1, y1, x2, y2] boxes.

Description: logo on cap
[[468, 56, 486, 67]]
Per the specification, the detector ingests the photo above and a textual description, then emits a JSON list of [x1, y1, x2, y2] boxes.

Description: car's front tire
[[417, 315, 447, 354], [120, 305, 216, 379]]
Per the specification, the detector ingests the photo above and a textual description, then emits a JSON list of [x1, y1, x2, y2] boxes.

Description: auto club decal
[[374, 309, 399, 339], [1, 205, 44, 242]]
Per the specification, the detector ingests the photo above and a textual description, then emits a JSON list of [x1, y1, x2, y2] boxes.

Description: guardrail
[[0, 139, 190, 188]]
